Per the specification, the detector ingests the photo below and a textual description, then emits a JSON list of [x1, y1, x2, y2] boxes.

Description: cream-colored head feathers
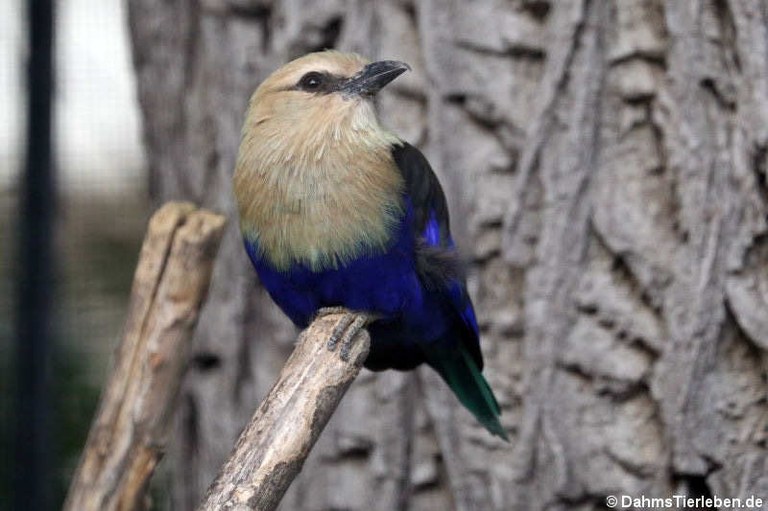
[[234, 50, 405, 271]]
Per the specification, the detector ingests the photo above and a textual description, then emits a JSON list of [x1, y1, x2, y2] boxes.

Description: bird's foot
[[323, 311, 368, 362], [315, 306, 348, 319]]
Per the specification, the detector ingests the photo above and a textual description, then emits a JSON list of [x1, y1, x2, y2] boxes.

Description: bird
[[233, 50, 507, 440]]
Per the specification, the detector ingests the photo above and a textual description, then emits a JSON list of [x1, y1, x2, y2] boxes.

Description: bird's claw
[[326, 313, 355, 352], [338, 315, 367, 362], [325, 312, 367, 362]]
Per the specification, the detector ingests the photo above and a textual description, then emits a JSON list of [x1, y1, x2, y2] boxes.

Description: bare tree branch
[[197, 312, 371, 511]]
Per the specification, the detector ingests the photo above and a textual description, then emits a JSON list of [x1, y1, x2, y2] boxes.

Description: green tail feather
[[425, 346, 509, 441]]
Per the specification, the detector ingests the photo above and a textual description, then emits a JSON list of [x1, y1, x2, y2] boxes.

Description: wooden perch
[[64, 202, 226, 511], [197, 312, 371, 511]]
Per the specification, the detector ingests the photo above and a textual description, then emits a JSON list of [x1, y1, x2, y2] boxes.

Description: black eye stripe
[[295, 71, 343, 93]]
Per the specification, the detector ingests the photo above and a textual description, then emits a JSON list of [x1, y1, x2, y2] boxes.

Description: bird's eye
[[298, 72, 325, 91]]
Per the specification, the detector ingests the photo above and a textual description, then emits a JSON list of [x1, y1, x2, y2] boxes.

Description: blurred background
[[1, 0, 149, 508]]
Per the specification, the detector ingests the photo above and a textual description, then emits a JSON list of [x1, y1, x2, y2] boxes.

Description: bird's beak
[[338, 60, 411, 97]]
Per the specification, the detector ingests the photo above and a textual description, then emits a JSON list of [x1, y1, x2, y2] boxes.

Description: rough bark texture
[[63, 203, 226, 511], [127, 1, 768, 509], [198, 312, 370, 511]]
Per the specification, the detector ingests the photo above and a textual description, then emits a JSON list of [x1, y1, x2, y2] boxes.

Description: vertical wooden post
[[64, 202, 226, 511]]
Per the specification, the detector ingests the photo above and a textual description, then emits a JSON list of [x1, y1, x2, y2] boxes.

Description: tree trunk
[[127, 0, 768, 509]]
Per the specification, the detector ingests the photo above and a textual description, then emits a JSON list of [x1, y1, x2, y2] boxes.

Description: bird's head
[[241, 51, 410, 162]]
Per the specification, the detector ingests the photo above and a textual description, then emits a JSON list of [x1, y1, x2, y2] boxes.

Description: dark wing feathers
[[391, 141, 483, 369], [391, 142, 451, 247]]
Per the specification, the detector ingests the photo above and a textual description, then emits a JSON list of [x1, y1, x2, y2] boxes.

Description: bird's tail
[[424, 345, 509, 441]]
